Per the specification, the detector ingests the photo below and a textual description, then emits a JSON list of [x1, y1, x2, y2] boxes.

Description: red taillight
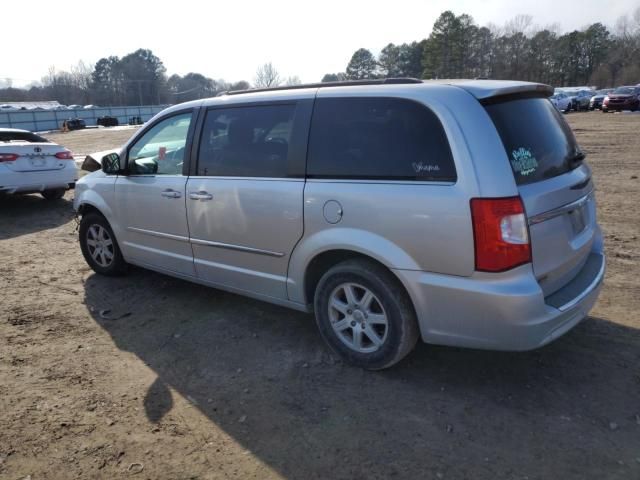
[[55, 150, 74, 160], [470, 196, 531, 272], [0, 153, 19, 162]]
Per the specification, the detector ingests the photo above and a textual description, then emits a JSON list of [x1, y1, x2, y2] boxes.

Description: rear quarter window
[[484, 97, 583, 186], [307, 97, 456, 181]]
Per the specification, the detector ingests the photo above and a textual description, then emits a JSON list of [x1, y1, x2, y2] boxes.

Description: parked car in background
[[68, 104, 82, 110], [74, 79, 604, 369], [550, 92, 571, 113], [97, 116, 119, 127], [566, 90, 594, 111], [602, 86, 640, 112], [62, 118, 86, 131], [83, 105, 98, 109], [589, 89, 614, 110], [0, 128, 77, 199], [0, 104, 18, 112]]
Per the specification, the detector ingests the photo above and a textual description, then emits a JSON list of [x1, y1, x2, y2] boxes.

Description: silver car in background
[[74, 79, 605, 369], [550, 91, 571, 113]]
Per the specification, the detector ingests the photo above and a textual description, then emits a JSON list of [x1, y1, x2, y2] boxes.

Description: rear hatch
[[1, 142, 68, 172], [484, 96, 597, 296]]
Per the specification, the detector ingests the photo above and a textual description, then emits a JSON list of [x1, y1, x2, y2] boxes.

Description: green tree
[[91, 56, 123, 105], [346, 48, 378, 79], [422, 11, 462, 78], [321, 73, 346, 82], [582, 23, 611, 84], [397, 41, 425, 78], [379, 43, 402, 77], [119, 49, 167, 105], [167, 72, 219, 102]]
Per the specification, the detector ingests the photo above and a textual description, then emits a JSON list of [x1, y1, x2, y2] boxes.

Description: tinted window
[[0, 131, 48, 143], [128, 112, 192, 175], [485, 98, 583, 186], [307, 97, 456, 181], [197, 104, 296, 177]]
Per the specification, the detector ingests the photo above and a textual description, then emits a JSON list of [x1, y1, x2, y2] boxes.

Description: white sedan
[[0, 128, 77, 200]]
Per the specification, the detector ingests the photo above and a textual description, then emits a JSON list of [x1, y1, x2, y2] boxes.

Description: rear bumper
[[0, 163, 77, 194], [395, 248, 605, 351]]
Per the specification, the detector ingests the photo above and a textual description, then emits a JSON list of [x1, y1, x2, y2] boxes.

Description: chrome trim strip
[[126, 227, 284, 257], [126, 227, 190, 243], [190, 238, 285, 258], [557, 253, 606, 312], [528, 191, 594, 226]]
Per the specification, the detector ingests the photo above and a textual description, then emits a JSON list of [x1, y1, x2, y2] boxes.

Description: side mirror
[[102, 153, 121, 174]]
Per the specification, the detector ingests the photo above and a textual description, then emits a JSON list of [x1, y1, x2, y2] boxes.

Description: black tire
[[79, 212, 127, 276], [313, 259, 419, 370], [41, 188, 66, 200]]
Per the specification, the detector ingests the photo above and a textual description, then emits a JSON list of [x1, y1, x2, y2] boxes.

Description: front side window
[[197, 104, 296, 177], [128, 112, 192, 175], [307, 97, 456, 181]]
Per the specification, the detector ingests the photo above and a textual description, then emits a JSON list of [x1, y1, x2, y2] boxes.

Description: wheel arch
[[293, 248, 418, 318], [75, 190, 116, 227], [287, 228, 422, 306]]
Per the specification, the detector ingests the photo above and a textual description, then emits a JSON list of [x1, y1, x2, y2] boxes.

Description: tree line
[[2, 9, 639, 107], [326, 9, 640, 87], [0, 52, 290, 107]]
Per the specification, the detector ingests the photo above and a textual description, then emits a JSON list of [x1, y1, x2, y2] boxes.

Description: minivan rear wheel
[[79, 212, 127, 276], [313, 259, 419, 370]]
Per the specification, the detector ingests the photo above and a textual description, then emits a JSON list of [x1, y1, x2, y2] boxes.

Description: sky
[[2, 0, 638, 87]]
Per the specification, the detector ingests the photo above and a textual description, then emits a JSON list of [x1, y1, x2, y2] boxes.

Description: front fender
[[287, 227, 421, 304], [74, 174, 119, 236]]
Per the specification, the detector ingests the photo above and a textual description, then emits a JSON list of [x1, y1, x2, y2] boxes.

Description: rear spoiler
[[433, 80, 554, 103]]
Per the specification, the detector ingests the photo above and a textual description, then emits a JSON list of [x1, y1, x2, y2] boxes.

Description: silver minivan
[[74, 79, 605, 369]]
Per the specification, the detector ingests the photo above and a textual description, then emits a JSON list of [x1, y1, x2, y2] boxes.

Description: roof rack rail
[[218, 78, 423, 96]]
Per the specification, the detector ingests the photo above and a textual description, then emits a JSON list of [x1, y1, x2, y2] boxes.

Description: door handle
[[189, 191, 213, 201], [161, 189, 182, 198]]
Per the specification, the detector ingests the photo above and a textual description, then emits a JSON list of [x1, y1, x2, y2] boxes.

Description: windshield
[[485, 97, 583, 186], [613, 87, 634, 95]]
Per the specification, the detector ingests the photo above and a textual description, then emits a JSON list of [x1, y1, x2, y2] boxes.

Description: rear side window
[[307, 97, 456, 181], [484, 97, 583, 186], [197, 104, 296, 177]]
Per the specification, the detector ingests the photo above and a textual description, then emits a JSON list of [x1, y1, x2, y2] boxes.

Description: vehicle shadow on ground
[[0, 193, 74, 240], [84, 268, 640, 479]]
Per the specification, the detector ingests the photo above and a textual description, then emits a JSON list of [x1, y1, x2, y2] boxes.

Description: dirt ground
[[1, 113, 639, 480], [46, 126, 141, 157]]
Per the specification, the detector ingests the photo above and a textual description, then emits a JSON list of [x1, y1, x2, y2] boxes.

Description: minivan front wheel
[[79, 212, 127, 276], [314, 259, 419, 369]]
